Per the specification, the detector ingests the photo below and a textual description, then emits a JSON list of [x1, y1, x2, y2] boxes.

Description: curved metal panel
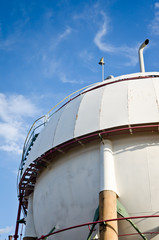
[[128, 79, 159, 124], [100, 81, 128, 129], [113, 135, 152, 213], [37, 107, 65, 157], [147, 143, 159, 211], [152, 78, 159, 114], [23, 74, 159, 173], [74, 87, 104, 138], [33, 144, 100, 239], [24, 194, 37, 238], [53, 95, 83, 147], [23, 108, 65, 171]]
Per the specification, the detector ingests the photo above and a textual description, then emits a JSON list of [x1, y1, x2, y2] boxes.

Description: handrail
[[17, 82, 99, 189], [23, 82, 98, 156], [37, 214, 159, 240], [20, 73, 159, 174], [21, 115, 45, 160], [47, 82, 99, 116], [18, 73, 159, 188]]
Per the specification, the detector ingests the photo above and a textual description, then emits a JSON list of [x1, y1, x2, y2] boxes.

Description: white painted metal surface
[[22, 71, 159, 240], [24, 194, 36, 238], [100, 81, 128, 129], [23, 107, 65, 172], [38, 108, 65, 156], [53, 95, 83, 146], [23, 72, 159, 170], [33, 144, 100, 239], [74, 87, 104, 137], [128, 78, 159, 124], [22, 133, 159, 240], [100, 140, 118, 194]]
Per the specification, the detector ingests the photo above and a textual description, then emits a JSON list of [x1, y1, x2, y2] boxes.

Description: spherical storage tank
[[15, 40, 159, 240]]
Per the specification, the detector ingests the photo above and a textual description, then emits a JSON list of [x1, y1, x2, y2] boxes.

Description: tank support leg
[[99, 140, 118, 240], [99, 190, 118, 240], [23, 237, 37, 240]]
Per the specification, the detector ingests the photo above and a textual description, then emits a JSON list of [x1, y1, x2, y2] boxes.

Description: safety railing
[[17, 73, 159, 187], [17, 82, 99, 191], [36, 214, 159, 240]]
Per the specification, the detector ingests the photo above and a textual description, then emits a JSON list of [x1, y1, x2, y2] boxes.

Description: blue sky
[[0, 0, 159, 239]]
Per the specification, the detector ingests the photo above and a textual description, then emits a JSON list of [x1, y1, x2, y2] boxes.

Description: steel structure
[[14, 40, 159, 240]]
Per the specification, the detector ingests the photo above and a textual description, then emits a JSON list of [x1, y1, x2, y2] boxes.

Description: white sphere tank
[[18, 71, 159, 240]]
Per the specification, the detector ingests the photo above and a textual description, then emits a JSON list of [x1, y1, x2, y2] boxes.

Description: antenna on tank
[[98, 57, 105, 82], [138, 39, 149, 72]]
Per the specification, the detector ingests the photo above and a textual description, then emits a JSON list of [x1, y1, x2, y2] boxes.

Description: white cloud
[[94, 12, 138, 66], [0, 122, 22, 141], [0, 93, 40, 155], [94, 13, 115, 53], [79, 50, 98, 73], [43, 59, 60, 78], [149, 3, 159, 35], [0, 94, 39, 122], [44, 9, 54, 21], [155, 2, 159, 8], [0, 142, 22, 155], [50, 26, 72, 50], [59, 72, 83, 84], [59, 26, 72, 41], [0, 16, 29, 51], [43, 57, 82, 84], [79, 49, 94, 61], [0, 36, 17, 51], [41, 26, 75, 82], [0, 226, 13, 234]]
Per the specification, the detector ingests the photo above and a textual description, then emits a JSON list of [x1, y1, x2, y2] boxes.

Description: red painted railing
[[36, 214, 159, 239]]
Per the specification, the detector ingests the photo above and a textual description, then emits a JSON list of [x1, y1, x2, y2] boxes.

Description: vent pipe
[[98, 57, 105, 82], [138, 39, 149, 72]]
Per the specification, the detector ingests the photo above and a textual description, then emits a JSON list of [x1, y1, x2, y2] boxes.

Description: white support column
[[99, 140, 118, 240], [100, 140, 117, 193]]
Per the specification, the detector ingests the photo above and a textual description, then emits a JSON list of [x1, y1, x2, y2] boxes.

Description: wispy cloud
[[79, 50, 98, 73], [50, 26, 72, 50], [43, 58, 60, 78], [41, 26, 77, 83], [0, 226, 13, 234], [0, 35, 17, 51], [59, 26, 72, 41], [0, 15, 29, 51], [94, 12, 138, 66], [59, 72, 83, 84], [41, 26, 83, 84], [0, 93, 40, 155], [149, 2, 159, 35], [155, 2, 159, 8], [79, 49, 94, 62], [94, 12, 115, 53]]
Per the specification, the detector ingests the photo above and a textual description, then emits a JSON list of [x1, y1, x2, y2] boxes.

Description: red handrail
[[14, 197, 22, 240], [37, 214, 159, 240]]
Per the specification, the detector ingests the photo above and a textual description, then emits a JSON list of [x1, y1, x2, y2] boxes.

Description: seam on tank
[[152, 78, 159, 117], [54, 95, 83, 146], [146, 147, 153, 212], [127, 80, 130, 127], [99, 86, 106, 131], [52, 105, 67, 147], [73, 93, 85, 138]]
